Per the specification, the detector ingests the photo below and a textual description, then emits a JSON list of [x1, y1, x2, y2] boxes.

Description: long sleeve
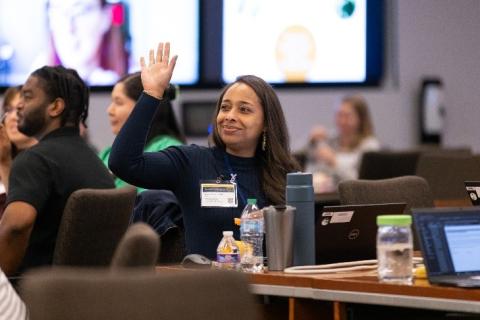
[[109, 93, 186, 191]]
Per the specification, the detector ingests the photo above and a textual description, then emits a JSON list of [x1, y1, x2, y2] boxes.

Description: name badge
[[200, 181, 238, 208]]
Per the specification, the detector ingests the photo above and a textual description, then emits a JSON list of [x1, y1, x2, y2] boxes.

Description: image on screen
[[222, 0, 368, 84], [0, 0, 199, 88]]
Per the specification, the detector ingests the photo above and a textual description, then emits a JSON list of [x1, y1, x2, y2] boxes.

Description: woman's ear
[[48, 98, 65, 118]]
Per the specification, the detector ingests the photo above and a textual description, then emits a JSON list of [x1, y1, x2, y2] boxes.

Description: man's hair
[[31, 66, 89, 127]]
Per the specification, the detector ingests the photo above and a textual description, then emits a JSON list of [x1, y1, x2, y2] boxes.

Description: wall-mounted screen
[[0, 0, 199, 89], [221, 0, 382, 86]]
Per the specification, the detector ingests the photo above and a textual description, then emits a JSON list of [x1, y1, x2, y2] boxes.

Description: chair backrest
[[53, 187, 137, 267], [20, 268, 259, 320], [131, 189, 186, 263], [415, 154, 480, 201], [110, 223, 160, 269], [338, 176, 434, 214], [358, 150, 421, 180]]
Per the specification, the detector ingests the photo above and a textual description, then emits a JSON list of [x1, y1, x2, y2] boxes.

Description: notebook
[[315, 202, 407, 264], [413, 207, 480, 287], [464, 181, 480, 206]]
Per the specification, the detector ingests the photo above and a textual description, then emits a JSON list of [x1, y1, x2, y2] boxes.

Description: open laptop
[[315, 203, 406, 264], [464, 181, 480, 206], [413, 207, 480, 287]]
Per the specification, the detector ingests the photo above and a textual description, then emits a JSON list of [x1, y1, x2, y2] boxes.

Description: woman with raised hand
[[109, 43, 299, 259]]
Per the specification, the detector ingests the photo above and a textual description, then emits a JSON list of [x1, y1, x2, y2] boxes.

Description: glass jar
[[376, 215, 413, 284]]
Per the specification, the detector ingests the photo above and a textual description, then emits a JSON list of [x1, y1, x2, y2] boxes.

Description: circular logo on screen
[[337, 0, 356, 18], [470, 192, 478, 201], [321, 218, 330, 226], [348, 229, 360, 240]]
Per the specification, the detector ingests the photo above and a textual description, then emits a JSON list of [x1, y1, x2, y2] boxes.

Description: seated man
[[0, 66, 114, 276]]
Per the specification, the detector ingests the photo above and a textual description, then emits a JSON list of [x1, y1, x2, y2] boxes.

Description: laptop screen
[[413, 208, 480, 276]]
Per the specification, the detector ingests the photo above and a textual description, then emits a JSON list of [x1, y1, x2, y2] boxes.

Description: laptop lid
[[316, 202, 406, 264], [465, 181, 480, 206], [413, 207, 480, 280]]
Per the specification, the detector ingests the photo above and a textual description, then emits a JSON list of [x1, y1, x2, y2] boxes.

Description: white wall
[[7, 1, 480, 154]]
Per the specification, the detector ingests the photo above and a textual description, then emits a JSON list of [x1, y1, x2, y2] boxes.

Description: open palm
[[140, 42, 178, 99]]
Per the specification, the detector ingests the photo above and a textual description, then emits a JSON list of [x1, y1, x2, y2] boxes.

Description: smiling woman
[[109, 43, 299, 259]]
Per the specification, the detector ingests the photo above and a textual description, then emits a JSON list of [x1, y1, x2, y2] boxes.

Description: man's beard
[[18, 102, 48, 138]]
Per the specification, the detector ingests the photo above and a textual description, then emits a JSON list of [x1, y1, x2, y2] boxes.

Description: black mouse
[[181, 254, 212, 268]]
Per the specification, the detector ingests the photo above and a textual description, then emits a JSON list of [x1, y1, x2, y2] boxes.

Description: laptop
[[464, 181, 480, 206], [413, 207, 480, 287], [315, 203, 406, 264]]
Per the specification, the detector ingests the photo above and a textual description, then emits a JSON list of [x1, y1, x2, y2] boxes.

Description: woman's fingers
[[156, 42, 164, 63], [163, 42, 170, 64]]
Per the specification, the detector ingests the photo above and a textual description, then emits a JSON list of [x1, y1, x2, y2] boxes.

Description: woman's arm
[[109, 42, 182, 190], [109, 95, 186, 190]]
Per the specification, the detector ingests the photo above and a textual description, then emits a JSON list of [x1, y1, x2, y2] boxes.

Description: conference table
[[157, 265, 480, 320], [157, 197, 476, 319]]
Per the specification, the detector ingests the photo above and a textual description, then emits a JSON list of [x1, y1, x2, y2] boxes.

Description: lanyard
[[223, 153, 246, 207]]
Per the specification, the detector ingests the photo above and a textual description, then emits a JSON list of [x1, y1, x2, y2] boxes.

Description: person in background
[[306, 94, 380, 192], [109, 43, 299, 259], [45, 0, 129, 85], [0, 86, 38, 194], [0, 66, 114, 276], [99, 72, 185, 192]]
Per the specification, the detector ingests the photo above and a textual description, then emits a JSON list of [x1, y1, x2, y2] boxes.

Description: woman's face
[[335, 101, 360, 137], [216, 83, 265, 157], [107, 82, 136, 135], [3, 92, 36, 148]]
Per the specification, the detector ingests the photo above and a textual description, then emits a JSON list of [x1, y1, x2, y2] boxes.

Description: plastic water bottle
[[216, 231, 240, 270], [377, 215, 413, 285], [240, 198, 264, 273]]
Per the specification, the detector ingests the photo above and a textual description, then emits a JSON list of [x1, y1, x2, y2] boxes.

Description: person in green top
[[99, 72, 185, 191]]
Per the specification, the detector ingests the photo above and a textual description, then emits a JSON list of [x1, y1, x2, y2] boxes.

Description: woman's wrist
[[143, 89, 165, 100]]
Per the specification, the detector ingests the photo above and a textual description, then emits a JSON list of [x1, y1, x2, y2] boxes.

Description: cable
[[283, 257, 423, 274]]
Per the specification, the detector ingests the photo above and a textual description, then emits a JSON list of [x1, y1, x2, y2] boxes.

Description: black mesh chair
[[53, 187, 137, 267], [358, 150, 421, 180]]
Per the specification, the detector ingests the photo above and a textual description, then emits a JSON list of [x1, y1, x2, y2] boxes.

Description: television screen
[[221, 0, 382, 86], [182, 101, 217, 137], [0, 0, 199, 89]]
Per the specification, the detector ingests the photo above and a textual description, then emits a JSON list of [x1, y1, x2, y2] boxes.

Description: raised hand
[[140, 42, 178, 99]]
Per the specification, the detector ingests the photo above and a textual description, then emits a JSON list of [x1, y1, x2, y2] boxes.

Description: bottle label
[[217, 253, 240, 263], [241, 220, 264, 234]]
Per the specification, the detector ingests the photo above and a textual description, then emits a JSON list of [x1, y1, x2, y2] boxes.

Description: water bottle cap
[[377, 215, 412, 226], [247, 198, 257, 205], [222, 231, 233, 236]]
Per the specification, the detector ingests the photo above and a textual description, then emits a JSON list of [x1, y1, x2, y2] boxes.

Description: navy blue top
[[109, 93, 267, 258]]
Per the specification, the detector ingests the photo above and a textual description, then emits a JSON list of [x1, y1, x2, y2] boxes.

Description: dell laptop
[[413, 207, 480, 287], [316, 203, 407, 264], [465, 181, 480, 206]]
